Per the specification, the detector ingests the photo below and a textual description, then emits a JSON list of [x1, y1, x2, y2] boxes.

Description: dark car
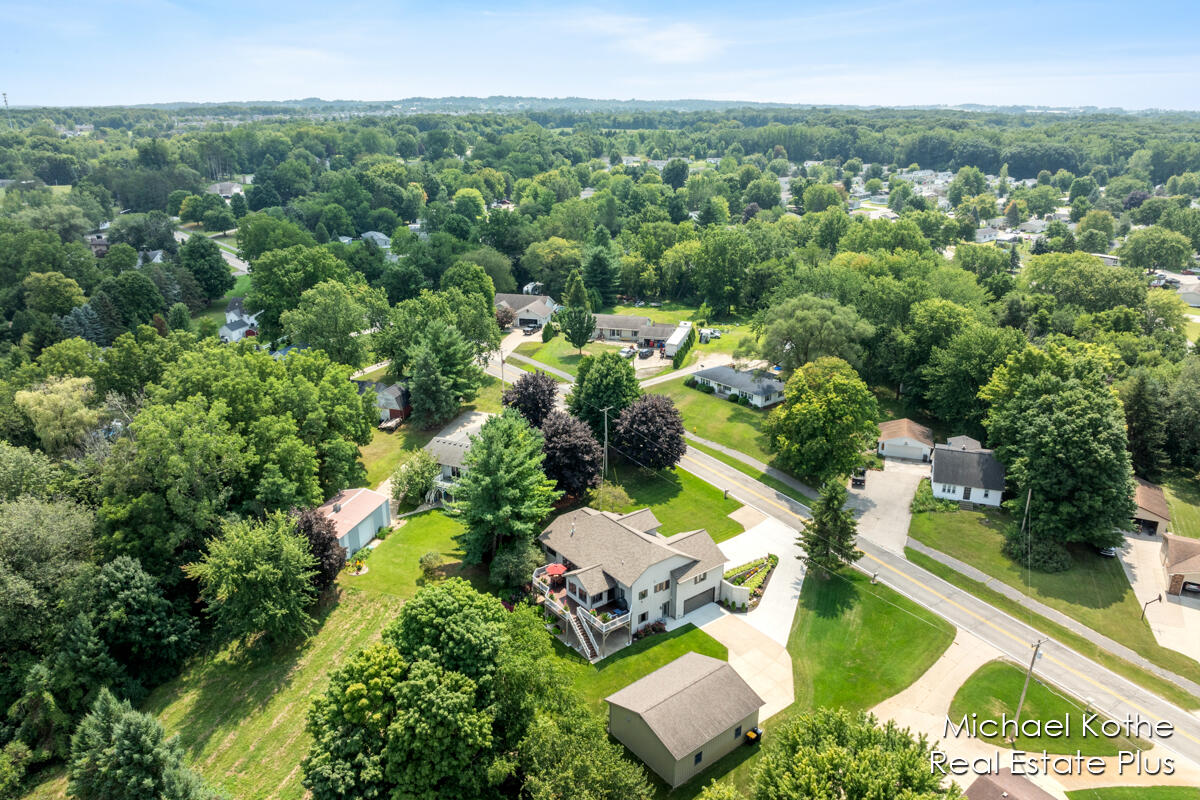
[[637, 347, 653, 359], [521, 324, 540, 335]]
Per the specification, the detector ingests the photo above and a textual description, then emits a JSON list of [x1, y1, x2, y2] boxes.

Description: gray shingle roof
[[946, 435, 983, 451], [611, 508, 660, 533], [425, 436, 471, 469], [568, 564, 616, 595], [932, 446, 1006, 491], [693, 365, 784, 398], [606, 653, 764, 759], [593, 313, 651, 331], [540, 507, 715, 587], [495, 293, 555, 316], [666, 530, 727, 583]]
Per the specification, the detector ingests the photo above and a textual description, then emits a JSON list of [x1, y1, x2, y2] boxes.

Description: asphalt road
[[675, 447, 1200, 767]]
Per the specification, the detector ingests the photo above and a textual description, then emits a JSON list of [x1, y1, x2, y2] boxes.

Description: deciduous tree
[[613, 395, 686, 470], [502, 371, 559, 428], [293, 508, 347, 593], [567, 351, 641, 439], [540, 410, 602, 497]]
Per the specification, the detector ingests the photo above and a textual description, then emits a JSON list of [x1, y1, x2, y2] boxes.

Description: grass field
[[908, 510, 1200, 689], [1187, 320, 1200, 344], [1067, 788, 1200, 799], [514, 336, 611, 376], [948, 661, 1140, 756], [1163, 471, 1200, 539], [686, 439, 817, 502], [905, 548, 1200, 710], [554, 624, 728, 715], [194, 273, 251, 326], [650, 377, 775, 466], [342, 510, 486, 597], [602, 463, 746, 542]]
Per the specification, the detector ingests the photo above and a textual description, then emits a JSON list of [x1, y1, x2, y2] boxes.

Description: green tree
[[439, 259, 495, 307], [451, 410, 560, 565], [69, 689, 221, 800], [662, 158, 689, 190], [1119, 225, 1193, 270], [562, 268, 590, 309], [280, 280, 385, 367], [1021, 252, 1146, 313], [567, 350, 641, 438], [184, 512, 318, 643], [452, 187, 486, 220], [166, 302, 193, 332], [558, 305, 596, 353], [583, 242, 620, 308], [802, 183, 843, 213], [798, 481, 861, 577], [1119, 368, 1169, 481], [22, 271, 85, 315], [235, 213, 315, 262], [764, 357, 879, 484], [391, 449, 440, 505], [0, 441, 61, 501], [103, 242, 139, 275], [229, 192, 248, 219], [246, 245, 350, 340], [924, 326, 1026, 428], [178, 234, 234, 302], [519, 708, 653, 800], [406, 320, 484, 428], [1168, 357, 1200, 471], [693, 227, 754, 318], [14, 376, 101, 456], [743, 296, 874, 373], [750, 708, 958, 800]]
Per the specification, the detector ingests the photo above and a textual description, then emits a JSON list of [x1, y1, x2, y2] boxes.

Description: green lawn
[[1187, 320, 1200, 344], [553, 624, 727, 715], [356, 363, 391, 383], [602, 463, 745, 542], [1163, 471, 1200, 539], [506, 357, 570, 382], [514, 336, 611, 376], [908, 511, 1200, 703], [650, 377, 775, 466], [344, 510, 487, 598], [1067, 788, 1200, 799], [194, 273, 251, 326], [949, 661, 1140, 756]]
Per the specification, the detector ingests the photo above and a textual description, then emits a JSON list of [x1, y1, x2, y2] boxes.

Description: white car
[[618, 346, 636, 358]]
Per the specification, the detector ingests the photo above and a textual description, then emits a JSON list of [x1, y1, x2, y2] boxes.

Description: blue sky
[[5, 0, 1200, 108]]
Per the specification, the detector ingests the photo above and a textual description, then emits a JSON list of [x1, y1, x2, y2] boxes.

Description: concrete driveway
[[699, 614, 794, 721], [848, 459, 927, 554], [1119, 531, 1200, 664], [718, 517, 805, 646]]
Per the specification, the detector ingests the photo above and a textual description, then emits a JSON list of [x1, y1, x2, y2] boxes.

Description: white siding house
[[931, 437, 1005, 507], [317, 488, 392, 556], [877, 418, 934, 462]]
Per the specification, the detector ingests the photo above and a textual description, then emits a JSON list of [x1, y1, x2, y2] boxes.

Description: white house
[[219, 297, 260, 342], [591, 314, 683, 349], [316, 487, 391, 556], [533, 507, 726, 660], [877, 418, 934, 462], [494, 292, 557, 328], [606, 653, 764, 788], [930, 436, 1005, 507], [421, 412, 493, 502], [691, 365, 785, 408], [975, 227, 999, 243]]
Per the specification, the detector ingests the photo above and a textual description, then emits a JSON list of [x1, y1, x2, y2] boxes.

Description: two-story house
[[219, 297, 260, 343], [532, 507, 726, 660], [931, 435, 1006, 507]]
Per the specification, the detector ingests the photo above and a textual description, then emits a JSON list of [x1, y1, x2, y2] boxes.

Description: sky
[[5, 0, 1200, 109]]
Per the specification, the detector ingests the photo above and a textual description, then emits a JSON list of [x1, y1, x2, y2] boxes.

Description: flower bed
[[722, 554, 778, 611]]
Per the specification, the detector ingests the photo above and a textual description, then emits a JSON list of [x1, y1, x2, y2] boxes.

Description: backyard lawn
[[602, 463, 746, 542], [909, 510, 1200, 688], [650, 376, 775, 466], [194, 273, 251, 327], [1163, 471, 1200, 539], [342, 510, 487, 598], [514, 335, 612, 376], [948, 660, 1141, 756]]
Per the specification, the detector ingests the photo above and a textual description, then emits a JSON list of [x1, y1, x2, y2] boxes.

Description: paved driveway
[[700, 614, 794, 720], [1120, 531, 1200, 664], [718, 517, 805, 646], [848, 459, 927, 554]]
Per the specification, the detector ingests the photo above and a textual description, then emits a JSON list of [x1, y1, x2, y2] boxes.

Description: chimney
[[333, 503, 342, 513]]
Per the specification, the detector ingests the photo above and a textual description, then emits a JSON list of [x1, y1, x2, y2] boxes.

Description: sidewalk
[[638, 352, 735, 388], [505, 351, 575, 383], [906, 538, 1200, 700]]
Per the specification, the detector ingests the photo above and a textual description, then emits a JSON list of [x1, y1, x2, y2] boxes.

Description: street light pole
[[1142, 593, 1163, 621], [601, 406, 612, 484]]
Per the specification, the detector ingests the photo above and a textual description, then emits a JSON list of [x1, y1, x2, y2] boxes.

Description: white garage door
[[881, 442, 927, 461]]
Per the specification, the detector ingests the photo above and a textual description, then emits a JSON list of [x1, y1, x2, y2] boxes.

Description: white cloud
[[620, 23, 724, 64]]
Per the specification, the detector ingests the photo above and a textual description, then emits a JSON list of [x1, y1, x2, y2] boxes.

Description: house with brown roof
[[316, 487, 391, 556], [606, 653, 763, 788], [1134, 478, 1171, 535], [876, 418, 934, 461], [1161, 534, 1200, 595], [965, 770, 1056, 800], [532, 507, 726, 660]]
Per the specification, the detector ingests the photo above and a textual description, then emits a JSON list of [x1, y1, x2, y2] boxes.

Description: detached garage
[[877, 418, 934, 462], [1162, 534, 1200, 595], [1134, 478, 1171, 536], [317, 487, 392, 556]]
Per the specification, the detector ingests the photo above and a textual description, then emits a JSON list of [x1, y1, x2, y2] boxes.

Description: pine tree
[[406, 320, 484, 428], [562, 268, 589, 310], [798, 481, 861, 577], [314, 221, 330, 244], [450, 409, 561, 564], [229, 192, 248, 219], [582, 235, 619, 308]]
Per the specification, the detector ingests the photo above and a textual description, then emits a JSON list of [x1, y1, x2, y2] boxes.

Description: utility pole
[[2, 93, 12, 130], [1012, 638, 1047, 739], [601, 406, 613, 485]]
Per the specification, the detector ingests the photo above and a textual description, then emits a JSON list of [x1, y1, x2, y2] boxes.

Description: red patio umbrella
[[545, 563, 567, 576]]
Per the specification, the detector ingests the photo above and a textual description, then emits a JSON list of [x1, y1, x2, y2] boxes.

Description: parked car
[[1183, 268, 1197, 275], [850, 466, 867, 488], [521, 324, 540, 335], [637, 347, 653, 359], [701, 328, 722, 339], [618, 346, 636, 358], [1097, 546, 1118, 558]]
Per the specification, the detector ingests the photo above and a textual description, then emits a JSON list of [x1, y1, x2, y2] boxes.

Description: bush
[[588, 481, 632, 511], [683, 376, 697, 389], [671, 325, 697, 369], [541, 322, 557, 343], [392, 449, 440, 505], [489, 540, 542, 590], [737, 394, 751, 406], [1002, 527, 1073, 573], [419, 550, 444, 581], [910, 479, 958, 513], [0, 741, 31, 800], [727, 392, 740, 403]]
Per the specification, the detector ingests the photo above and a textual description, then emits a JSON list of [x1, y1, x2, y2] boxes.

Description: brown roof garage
[[1161, 533, 1200, 596]]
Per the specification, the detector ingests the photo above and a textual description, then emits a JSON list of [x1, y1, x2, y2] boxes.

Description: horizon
[[6, 0, 1200, 110]]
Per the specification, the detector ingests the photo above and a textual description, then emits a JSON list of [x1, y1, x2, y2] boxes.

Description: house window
[[590, 593, 602, 604], [734, 726, 742, 739], [654, 580, 670, 593], [637, 612, 648, 624], [983, 490, 990, 499], [545, 547, 556, 558], [694, 752, 703, 765], [638, 589, 648, 600], [693, 572, 707, 584]]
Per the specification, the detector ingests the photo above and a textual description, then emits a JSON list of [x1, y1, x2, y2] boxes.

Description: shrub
[[727, 392, 740, 403], [392, 449, 439, 505], [419, 550, 444, 581], [541, 322, 557, 343], [0, 741, 31, 800], [671, 324, 697, 369], [684, 376, 697, 389], [737, 394, 751, 406], [1002, 527, 1073, 573], [588, 481, 632, 510], [910, 479, 958, 513]]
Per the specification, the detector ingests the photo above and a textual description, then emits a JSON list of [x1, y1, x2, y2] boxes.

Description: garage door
[[882, 443, 926, 461], [683, 588, 715, 614]]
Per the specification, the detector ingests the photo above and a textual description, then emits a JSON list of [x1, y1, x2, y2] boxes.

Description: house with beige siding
[[606, 653, 763, 787]]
